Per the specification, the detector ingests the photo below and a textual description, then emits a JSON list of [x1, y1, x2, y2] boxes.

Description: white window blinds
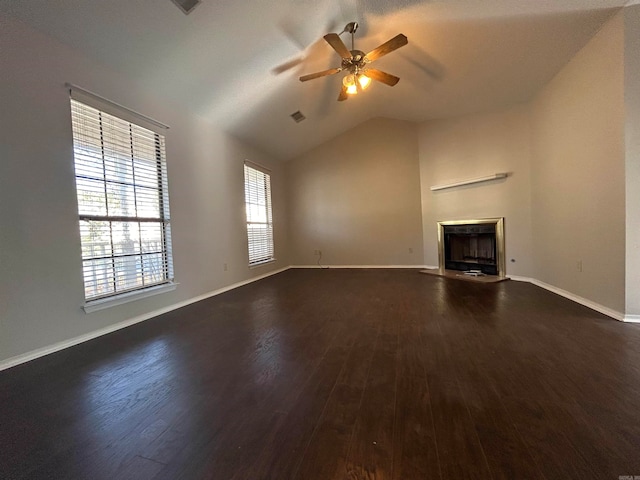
[[244, 163, 274, 265], [70, 98, 174, 301]]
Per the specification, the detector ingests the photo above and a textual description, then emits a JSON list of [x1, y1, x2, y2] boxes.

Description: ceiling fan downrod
[[341, 21, 359, 51]]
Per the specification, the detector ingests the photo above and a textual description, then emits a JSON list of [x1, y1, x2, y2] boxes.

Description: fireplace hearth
[[437, 218, 505, 278]]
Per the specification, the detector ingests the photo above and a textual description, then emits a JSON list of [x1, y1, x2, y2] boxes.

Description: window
[[244, 162, 274, 265], [70, 97, 174, 302]]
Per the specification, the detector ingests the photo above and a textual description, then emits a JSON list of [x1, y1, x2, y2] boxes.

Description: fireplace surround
[[437, 218, 506, 278]]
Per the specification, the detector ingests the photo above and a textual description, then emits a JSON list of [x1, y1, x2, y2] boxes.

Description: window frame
[[69, 89, 175, 309], [244, 161, 275, 266]]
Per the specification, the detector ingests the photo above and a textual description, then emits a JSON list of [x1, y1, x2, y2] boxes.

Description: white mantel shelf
[[430, 173, 508, 191]]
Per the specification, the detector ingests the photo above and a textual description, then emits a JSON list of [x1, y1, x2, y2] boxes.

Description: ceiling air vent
[[171, 0, 201, 15], [290, 111, 306, 123]]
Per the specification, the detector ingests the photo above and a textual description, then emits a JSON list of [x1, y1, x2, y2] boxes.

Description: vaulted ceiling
[[0, 0, 629, 160]]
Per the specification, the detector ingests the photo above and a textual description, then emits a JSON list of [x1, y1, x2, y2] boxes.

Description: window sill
[[249, 258, 276, 269], [83, 282, 177, 313]]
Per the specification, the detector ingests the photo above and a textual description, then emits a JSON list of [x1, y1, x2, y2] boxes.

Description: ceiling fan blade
[[338, 85, 349, 101], [365, 34, 408, 62], [366, 69, 400, 86], [324, 33, 352, 59], [299, 68, 342, 82]]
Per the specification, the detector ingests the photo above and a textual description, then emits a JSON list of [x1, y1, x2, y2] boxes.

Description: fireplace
[[437, 218, 506, 278]]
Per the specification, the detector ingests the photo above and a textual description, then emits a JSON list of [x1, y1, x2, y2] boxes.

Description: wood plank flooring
[[2, 268, 640, 479]]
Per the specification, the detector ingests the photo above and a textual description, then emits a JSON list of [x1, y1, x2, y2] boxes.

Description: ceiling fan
[[299, 22, 408, 101]]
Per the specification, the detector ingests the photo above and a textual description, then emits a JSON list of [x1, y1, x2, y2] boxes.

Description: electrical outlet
[[408, 247, 413, 254], [223, 263, 228, 271], [577, 260, 582, 272]]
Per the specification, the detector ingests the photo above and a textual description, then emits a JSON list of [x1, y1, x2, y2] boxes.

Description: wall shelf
[[430, 173, 508, 192]]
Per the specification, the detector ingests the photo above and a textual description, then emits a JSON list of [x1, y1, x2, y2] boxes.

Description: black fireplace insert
[[443, 224, 498, 275]]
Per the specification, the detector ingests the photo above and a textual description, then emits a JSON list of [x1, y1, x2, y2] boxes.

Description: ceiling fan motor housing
[[342, 50, 368, 73]]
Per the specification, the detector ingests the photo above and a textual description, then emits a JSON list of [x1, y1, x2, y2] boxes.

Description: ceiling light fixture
[[342, 72, 372, 96], [341, 23, 369, 96], [357, 73, 371, 90], [342, 74, 358, 94], [299, 22, 407, 101]]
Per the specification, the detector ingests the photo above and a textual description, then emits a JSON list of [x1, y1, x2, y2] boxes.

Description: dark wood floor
[[2, 269, 640, 480]]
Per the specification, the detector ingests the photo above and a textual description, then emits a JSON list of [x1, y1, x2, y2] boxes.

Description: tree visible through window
[[244, 162, 274, 265], [70, 99, 174, 301]]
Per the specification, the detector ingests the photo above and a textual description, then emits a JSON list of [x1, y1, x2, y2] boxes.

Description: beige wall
[[624, 5, 640, 317], [285, 118, 424, 266], [418, 105, 534, 277], [0, 14, 289, 364], [530, 11, 625, 313]]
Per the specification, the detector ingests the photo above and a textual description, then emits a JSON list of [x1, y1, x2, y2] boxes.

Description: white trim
[[511, 277, 624, 321], [530, 279, 625, 321], [4, 266, 636, 371], [83, 282, 178, 313], [249, 259, 277, 269], [243, 159, 271, 174], [430, 173, 507, 191], [509, 275, 532, 283], [289, 265, 326, 269], [0, 267, 289, 372], [451, 274, 632, 322], [66, 83, 170, 130]]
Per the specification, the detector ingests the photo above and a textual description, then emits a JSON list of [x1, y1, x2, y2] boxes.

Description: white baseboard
[[508, 275, 532, 283], [290, 268, 631, 323], [3, 266, 636, 371], [0, 267, 290, 372], [510, 276, 625, 322]]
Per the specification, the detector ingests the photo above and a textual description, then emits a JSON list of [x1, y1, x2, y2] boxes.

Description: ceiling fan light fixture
[[357, 73, 371, 90], [299, 23, 407, 101], [342, 74, 358, 95]]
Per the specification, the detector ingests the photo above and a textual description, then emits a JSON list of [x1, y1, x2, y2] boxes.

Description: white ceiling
[[0, 0, 628, 160]]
